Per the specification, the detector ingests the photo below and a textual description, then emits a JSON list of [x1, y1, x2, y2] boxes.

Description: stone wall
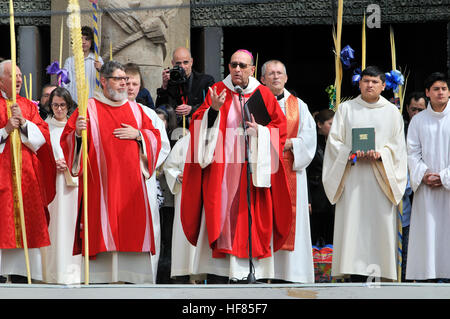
[[191, 0, 450, 27]]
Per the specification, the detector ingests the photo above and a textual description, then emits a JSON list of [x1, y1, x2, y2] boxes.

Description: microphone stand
[[236, 88, 256, 284]]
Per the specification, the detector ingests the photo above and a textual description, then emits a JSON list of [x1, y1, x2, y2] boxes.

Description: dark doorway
[[222, 22, 448, 114], [0, 26, 12, 61], [0, 25, 51, 99]]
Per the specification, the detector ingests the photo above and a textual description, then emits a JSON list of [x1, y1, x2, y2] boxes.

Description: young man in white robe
[[406, 72, 450, 281], [260, 60, 316, 283], [322, 66, 407, 281]]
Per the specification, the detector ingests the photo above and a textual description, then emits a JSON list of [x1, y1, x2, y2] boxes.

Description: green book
[[351, 127, 375, 153]]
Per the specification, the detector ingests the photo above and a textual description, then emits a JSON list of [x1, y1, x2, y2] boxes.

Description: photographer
[[155, 47, 215, 129]]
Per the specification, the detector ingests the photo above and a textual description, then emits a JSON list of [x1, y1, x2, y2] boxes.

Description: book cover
[[243, 89, 271, 126], [351, 127, 375, 153]]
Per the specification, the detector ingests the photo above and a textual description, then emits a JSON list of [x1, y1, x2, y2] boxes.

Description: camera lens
[[169, 66, 187, 85]]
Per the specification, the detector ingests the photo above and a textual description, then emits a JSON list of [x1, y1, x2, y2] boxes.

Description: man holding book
[[322, 66, 407, 281], [180, 49, 292, 283]]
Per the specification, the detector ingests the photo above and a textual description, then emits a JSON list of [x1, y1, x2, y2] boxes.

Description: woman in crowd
[[41, 87, 81, 285], [307, 108, 335, 247]]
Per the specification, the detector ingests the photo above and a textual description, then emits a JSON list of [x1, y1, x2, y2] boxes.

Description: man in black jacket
[[155, 47, 214, 130]]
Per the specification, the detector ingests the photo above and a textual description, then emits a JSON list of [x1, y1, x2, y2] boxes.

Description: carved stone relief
[[99, 0, 183, 98]]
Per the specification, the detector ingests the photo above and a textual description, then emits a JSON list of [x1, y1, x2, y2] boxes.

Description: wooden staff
[[182, 38, 190, 136], [362, 13, 366, 70], [254, 53, 259, 79], [90, 0, 100, 88], [29, 73, 32, 100], [59, 17, 64, 86], [23, 74, 29, 100], [390, 25, 403, 283], [59, 17, 64, 67], [334, 0, 344, 110], [9, 0, 32, 285], [69, 0, 90, 285]]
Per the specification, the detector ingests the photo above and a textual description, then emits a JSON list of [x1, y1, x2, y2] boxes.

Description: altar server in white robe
[[406, 72, 450, 280], [260, 60, 316, 283], [126, 64, 171, 282], [322, 66, 407, 281], [41, 87, 81, 284], [162, 132, 196, 279]]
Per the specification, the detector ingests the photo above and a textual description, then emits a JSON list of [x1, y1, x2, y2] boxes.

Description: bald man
[[179, 49, 292, 283], [155, 47, 215, 132]]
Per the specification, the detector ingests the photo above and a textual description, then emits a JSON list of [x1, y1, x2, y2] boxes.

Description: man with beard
[[61, 60, 162, 284]]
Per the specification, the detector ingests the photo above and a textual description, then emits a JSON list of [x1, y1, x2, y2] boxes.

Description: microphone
[[235, 85, 251, 125]]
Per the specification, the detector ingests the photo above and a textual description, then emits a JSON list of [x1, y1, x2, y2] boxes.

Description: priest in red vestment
[[60, 61, 161, 283], [180, 50, 292, 281], [0, 60, 56, 280]]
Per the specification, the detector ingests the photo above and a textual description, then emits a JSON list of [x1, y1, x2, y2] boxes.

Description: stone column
[[18, 26, 41, 101], [203, 27, 223, 82]]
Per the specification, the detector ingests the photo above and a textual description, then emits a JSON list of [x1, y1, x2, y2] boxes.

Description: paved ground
[[0, 282, 449, 299], [1, 283, 445, 317]]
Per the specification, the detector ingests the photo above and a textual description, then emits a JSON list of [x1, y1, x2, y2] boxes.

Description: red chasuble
[[0, 96, 56, 249], [180, 80, 293, 259], [61, 98, 161, 258]]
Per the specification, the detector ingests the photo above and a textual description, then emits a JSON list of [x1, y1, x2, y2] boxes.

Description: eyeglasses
[[229, 62, 251, 69], [106, 76, 129, 82], [51, 103, 67, 109], [410, 107, 425, 113]]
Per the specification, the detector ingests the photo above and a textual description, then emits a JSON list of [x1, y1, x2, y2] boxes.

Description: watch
[[136, 133, 142, 142]]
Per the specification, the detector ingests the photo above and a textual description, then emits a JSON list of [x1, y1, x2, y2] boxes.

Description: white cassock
[[162, 133, 195, 277], [63, 53, 103, 104], [272, 89, 316, 283], [40, 116, 81, 284], [79, 99, 170, 284], [406, 101, 450, 280], [323, 95, 407, 280]]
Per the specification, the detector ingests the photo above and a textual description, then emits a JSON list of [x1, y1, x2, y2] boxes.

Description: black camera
[[168, 65, 187, 86]]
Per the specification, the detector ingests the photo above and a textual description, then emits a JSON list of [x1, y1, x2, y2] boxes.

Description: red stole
[[281, 94, 299, 250]]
